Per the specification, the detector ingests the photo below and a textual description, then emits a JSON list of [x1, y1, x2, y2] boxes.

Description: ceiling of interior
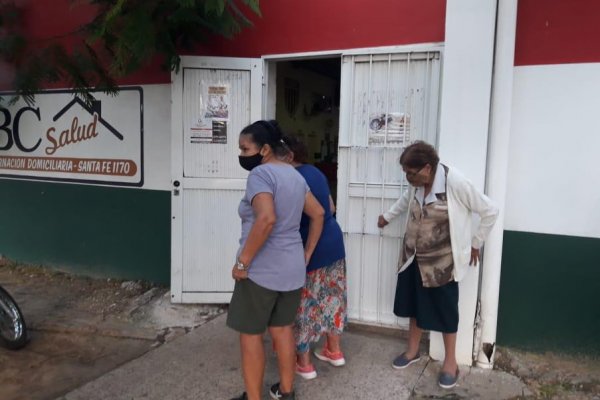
[[290, 57, 341, 81]]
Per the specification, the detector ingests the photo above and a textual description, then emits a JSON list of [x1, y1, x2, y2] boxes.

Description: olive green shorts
[[226, 278, 302, 335]]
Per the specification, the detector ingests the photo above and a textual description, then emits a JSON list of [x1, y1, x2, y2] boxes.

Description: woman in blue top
[[285, 136, 348, 381], [228, 121, 324, 400]]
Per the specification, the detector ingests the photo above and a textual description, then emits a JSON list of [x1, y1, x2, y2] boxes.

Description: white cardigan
[[383, 165, 499, 282]]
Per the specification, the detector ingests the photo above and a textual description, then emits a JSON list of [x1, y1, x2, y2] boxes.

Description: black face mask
[[238, 152, 263, 171]]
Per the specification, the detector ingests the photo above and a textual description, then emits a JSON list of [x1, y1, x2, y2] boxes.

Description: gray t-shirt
[[237, 163, 309, 291]]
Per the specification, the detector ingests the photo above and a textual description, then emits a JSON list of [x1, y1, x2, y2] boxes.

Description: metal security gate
[[171, 57, 262, 303], [336, 49, 442, 327]]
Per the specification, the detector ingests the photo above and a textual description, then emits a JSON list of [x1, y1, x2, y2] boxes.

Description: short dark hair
[[283, 135, 308, 164], [240, 120, 289, 157], [399, 141, 439, 168]]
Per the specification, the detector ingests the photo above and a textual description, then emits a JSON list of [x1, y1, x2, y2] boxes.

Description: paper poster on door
[[189, 84, 229, 144], [368, 112, 410, 146], [189, 120, 227, 144], [205, 85, 229, 119], [211, 120, 227, 144]]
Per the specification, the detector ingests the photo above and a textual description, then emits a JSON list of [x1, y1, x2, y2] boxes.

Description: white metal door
[[171, 56, 262, 303], [337, 49, 442, 326]]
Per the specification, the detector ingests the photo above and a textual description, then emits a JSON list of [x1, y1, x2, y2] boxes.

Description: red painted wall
[[1, 0, 169, 89], [195, 0, 446, 57], [3, 0, 445, 88], [515, 0, 600, 66], [20, 0, 95, 47]]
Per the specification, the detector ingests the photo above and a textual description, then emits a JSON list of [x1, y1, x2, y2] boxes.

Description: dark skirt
[[393, 258, 459, 333]]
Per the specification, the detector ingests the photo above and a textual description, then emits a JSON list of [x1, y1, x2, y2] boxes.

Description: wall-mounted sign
[[0, 87, 143, 186]]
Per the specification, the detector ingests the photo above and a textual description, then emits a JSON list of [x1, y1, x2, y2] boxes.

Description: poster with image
[[368, 112, 410, 146], [205, 85, 229, 119], [189, 84, 229, 144]]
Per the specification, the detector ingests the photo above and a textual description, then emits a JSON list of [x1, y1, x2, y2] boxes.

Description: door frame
[[170, 56, 263, 303]]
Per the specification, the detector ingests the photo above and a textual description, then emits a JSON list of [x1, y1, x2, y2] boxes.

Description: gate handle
[[173, 180, 180, 187]]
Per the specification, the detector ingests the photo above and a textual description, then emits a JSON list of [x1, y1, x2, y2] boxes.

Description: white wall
[[434, 0, 497, 366], [506, 63, 600, 239], [143, 84, 172, 191], [438, 0, 496, 188]]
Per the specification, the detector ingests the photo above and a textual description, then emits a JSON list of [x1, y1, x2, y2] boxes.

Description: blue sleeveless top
[[296, 164, 345, 272]]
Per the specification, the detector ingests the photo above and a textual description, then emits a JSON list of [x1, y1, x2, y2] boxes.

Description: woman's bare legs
[[325, 332, 342, 353], [239, 333, 265, 400], [269, 325, 296, 393], [405, 317, 423, 358], [441, 333, 458, 374], [296, 350, 311, 367]]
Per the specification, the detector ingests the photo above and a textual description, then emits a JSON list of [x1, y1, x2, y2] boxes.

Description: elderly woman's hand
[[232, 265, 249, 281], [377, 215, 389, 228], [469, 247, 480, 266]]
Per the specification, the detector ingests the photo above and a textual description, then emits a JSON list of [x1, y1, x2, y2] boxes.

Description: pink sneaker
[[295, 363, 317, 380], [314, 347, 346, 367]]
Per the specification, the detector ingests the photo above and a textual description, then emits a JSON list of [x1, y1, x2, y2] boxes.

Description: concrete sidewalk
[[60, 314, 528, 400]]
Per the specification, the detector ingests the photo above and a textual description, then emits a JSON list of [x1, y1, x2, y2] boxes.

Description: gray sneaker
[[438, 368, 460, 389], [392, 352, 421, 369]]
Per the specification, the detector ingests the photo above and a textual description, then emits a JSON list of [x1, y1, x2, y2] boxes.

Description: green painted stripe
[[498, 230, 600, 355], [0, 179, 170, 284]]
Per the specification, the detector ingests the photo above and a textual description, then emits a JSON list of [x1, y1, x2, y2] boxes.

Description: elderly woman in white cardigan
[[377, 141, 498, 389]]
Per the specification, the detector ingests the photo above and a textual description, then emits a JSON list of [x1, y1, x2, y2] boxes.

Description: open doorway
[[271, 57, 341, 203], [266, 49, 441, 329]]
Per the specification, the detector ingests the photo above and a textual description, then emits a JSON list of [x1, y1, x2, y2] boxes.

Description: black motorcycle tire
[[0, 286, 28, 350]]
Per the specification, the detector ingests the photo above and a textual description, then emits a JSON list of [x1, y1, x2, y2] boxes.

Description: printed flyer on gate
[[0, 87, 143, 186]]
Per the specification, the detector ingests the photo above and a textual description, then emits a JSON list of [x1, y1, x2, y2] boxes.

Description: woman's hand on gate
[[377, 215, 389, 228], [469, 247, 480, 266]]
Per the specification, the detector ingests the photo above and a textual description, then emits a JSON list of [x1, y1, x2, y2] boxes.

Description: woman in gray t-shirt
[[227, 120, 324, 400]]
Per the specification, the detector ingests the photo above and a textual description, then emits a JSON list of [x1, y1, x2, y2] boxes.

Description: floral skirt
[[294, 258, 347, 353]]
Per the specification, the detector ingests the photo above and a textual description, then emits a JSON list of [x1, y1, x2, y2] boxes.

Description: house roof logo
[[53, 98, 124, 141]]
